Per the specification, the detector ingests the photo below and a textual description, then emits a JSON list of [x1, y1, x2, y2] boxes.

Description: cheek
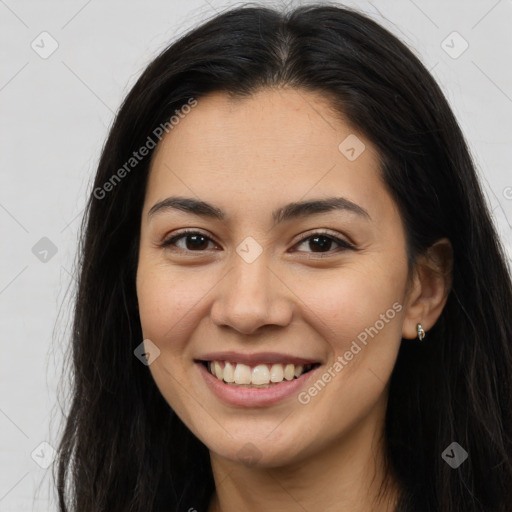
[[291, 265, 405, 436], [136, 260, 217, 348], [294, 259, 406, 349], [137, 259, 177, 340], [137, 278, 171, 340], [135, 262, 204, 419]]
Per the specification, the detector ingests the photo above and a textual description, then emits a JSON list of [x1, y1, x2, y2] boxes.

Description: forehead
[[144, 88, 397, 229], [151, 88, 358, 170]]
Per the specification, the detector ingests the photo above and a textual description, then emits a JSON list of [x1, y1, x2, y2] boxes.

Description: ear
[[402, 238, 453, 340]]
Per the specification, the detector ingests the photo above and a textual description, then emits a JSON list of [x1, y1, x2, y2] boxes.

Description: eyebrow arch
[[147, 196, 371, 225]]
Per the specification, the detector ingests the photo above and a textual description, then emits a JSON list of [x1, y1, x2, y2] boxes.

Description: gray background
[[1, 0, 511, 509]]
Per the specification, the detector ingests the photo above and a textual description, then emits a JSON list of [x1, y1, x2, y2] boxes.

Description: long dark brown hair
[[54, 3, 512, 511]]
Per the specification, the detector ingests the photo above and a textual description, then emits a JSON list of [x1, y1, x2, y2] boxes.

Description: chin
[[204, 431, 312, 469]]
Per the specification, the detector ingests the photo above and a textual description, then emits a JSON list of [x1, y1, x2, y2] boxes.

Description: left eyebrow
[[272, 197, 371, 225], [147, 196, 371, 225]]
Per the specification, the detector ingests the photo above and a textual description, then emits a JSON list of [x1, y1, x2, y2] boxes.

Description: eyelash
[[160, 229, 355, 257]]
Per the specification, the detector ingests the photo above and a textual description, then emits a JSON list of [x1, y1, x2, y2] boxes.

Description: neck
[[207, 407, 400, 512]]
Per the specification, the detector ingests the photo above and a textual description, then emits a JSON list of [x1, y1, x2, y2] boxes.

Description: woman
[[54, 3, 512, 511]]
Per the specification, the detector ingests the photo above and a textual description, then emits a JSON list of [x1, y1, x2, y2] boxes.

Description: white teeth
[[294, 365, 304, 378], [270, 364, 284, 382], [234, 363, 252, 384], [251, 364, 270, 385], [223, 361, 235, 383], [213, 361, 223, 380], [284, 364, 295, 381], [206, 360, 314, 385]]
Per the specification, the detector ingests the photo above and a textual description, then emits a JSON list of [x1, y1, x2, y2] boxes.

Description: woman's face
[[136, 88, 413, 467]]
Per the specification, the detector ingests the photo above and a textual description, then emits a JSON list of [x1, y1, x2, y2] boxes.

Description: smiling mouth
[[198, 360, 321, 388]]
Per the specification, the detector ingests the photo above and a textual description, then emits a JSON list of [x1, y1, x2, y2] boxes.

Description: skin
[[136, 88, 452, 512]]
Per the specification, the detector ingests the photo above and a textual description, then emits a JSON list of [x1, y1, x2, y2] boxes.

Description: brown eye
[[160, 229, 355, 256], [303, 235, 336, 252], [293, 231, 355, 255], [161, 231, 217, 252]]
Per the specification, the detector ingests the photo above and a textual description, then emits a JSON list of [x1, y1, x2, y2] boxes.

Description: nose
[[210, 251, 293, 336]]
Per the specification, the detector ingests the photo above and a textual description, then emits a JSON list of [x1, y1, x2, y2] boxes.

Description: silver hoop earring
[[416, 323, 425, 341]]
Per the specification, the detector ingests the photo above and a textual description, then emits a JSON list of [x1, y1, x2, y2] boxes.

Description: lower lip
[[196, 362, 320, 408]]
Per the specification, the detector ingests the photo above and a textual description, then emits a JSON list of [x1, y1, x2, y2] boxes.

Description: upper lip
[[195, 351, 321, 366]]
